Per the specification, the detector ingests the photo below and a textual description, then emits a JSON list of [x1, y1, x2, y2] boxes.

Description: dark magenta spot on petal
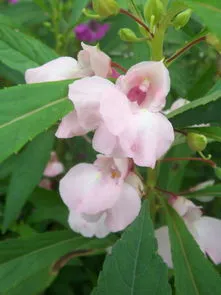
[[127, 86, 146, 105]]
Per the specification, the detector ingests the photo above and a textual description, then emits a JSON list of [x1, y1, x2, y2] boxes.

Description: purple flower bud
[[8, 0, 19, 4], [74, 21, 110, 43]]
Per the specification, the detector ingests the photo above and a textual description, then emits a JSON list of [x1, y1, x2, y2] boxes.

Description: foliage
[[0, 0, 221, 294]]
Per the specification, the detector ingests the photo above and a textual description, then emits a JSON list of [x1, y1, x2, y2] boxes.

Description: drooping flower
[[59, 155, 142, 237], [43, 151, 64, 177], [25, 42, 111, 83], [74, 21, 110, 43], [92, 61, 174, 167], [155, 196, 221, 267]]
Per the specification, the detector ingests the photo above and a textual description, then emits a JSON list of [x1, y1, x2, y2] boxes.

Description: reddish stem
[[155, 187, 177, 199], [120, 8, 154, 38], [166, 36, 206, 65], [159, 157, 216, 168], [111, 61, 127, 73]]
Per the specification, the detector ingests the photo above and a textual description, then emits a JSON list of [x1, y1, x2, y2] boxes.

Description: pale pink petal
[[120, 110, 174, 168], [68, 76, 133, 134], [68, 76, 113, 130], [44, 162, 64, 177], [106, 183, 141, 232], [93, 124, 128, 157], [25, 57, 79, 83], [117, 61, 170, 112], [93, 124, 117, 155], [78, 42, 111, 78], [194, 217, 221, 264], [55, 111, 88, 138], [192, 180, 215, 203], [68, 210, 109, 238], [99, 87, 133, 135], [172, 197, 197, 217], [155, 226, 173, 268], [94, 155, 129, 181], [59, 163, 121, 215]]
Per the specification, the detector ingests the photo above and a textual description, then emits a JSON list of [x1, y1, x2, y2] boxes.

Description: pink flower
[[43, 151, 64, 177], [116, 61, 170, 112], [93, 109, 174, 168], [57, 61, 174, 168], [155, 196, 221, 267], [92, 61, 174, 167], [25, 43, 111, 84], [59, 156, 142, 237], [76, 43, 111, 78]]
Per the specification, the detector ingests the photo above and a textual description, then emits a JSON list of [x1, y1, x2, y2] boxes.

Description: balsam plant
[[0, 0, 221, 294]]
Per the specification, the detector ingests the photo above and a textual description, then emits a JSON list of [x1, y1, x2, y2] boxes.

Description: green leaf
[[92, 200, 171, 295], [181, 0, 221, 39], [3, 130, 55, 231], [158, 143, 193, 193], [1, 2, 48, 27], [0, 24, 57, 75], [0, 155, 17, 180], [28, 187, 68, 226], [184, 184, 221, 198], [164, 201, 221, 295], [0, 80, 73, 163], [0, 230, 115, 295], [168, 90, 221, 128], [69, 0, 90, 27], [184, 126, 221, 142]]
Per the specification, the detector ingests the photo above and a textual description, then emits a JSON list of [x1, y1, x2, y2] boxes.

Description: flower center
[[127, 79, 150, 105], [111, 170, 121, 179]]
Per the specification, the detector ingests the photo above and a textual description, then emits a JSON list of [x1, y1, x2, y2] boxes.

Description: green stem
[[150, 27, 165, 61]]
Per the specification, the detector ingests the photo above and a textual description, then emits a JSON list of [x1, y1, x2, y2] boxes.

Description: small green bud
[[43, 21, 51, 28], [206, 34, 221, 53], [92, 0, 120, 18], [82, 8, 101, 20], [187, 132, 207, 152], [214, 167, 221, 180], [173, 9, 192, 30], [118, 28, 140, 42], [144, 0, 165, 25]]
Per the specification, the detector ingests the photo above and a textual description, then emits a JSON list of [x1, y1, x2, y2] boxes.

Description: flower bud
[[92, 0, 120, 18], [187, 132, 207, 152], [118, 28, 140, 42], [206, 34, 221, 53], [214, 166, 221, 180], [82, 8, 101, 20], [144, 0, 165, 25], [173, 9, 192, 30]]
